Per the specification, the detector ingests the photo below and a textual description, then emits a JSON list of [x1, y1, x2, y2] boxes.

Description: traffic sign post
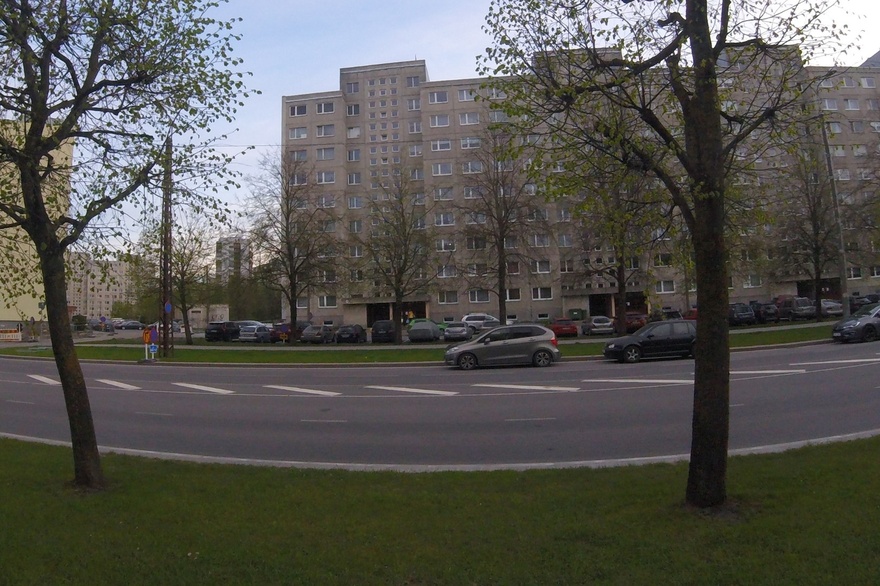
[[142, 328, 159, 362]]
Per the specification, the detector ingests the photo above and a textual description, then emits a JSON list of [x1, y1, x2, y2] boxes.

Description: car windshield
[[854, 303, 880, 317]]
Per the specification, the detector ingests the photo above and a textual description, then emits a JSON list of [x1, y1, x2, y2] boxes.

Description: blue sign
[[150, 328, 159, 343], [164, 302, 172, 314], [149, 344, 158, 353]]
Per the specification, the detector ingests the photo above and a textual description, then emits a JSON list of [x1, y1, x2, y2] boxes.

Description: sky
[[206, 0, 880, 213]]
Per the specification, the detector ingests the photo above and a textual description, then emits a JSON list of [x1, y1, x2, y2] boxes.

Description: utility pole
[[161, 136, 174, 356]]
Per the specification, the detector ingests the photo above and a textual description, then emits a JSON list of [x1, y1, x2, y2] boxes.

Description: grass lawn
[[0, 322, 834, 363], [2, 436, 879, 584]]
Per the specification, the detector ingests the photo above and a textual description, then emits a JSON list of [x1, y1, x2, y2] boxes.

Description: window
[[531, 287, 552, 300], [835, 168, 851, 181], [626, 257, 640, 269], [844, 99, 860, 111], [289, 127, 307, 139], [462, 161, 483, 174], [289, 149, 307, 162], [321, 220, 336, 233], [469, 289, 490, 303], [316, 124, 335, 137], [466, 236, 487, 250], [438, 291, 458, 304], [346, 82, 359, 94], [347, 126, 361, 139], [349, 219, 362, 233], [289, 104, 306, 116], [830, 144, 845, 157], [406, 75, 420, 87], [316, 170, 335, 184], [436, 238, 456, 252], [531, 260, 551, 273], [463, 186, 481, 199], [868, 99, 880, 111], [853, 144, 867, 157], [428, 91, 448, 104], [430, 114, 450, 127], [434, 187, 453, 200], [466, 212, 487, 224], [871, 121, 880, 133], [560, 259, 575, 273], [347, 148, 360, 162], [821, 98, 837, 111], [316, 147, 335, 161], [504, 237, 517, 249], [408, 121, 422, 133], [410, 168, 424, 180], [348, 244, 363, 258], [489, 110, 509, 122], [529, 234, 550, 248], [435, 212, 455, 226], [409, 144, 422, 157], [348, 195, 363, 209], [431, 139, 452, 151], [317, 101, 334, 114], [655, 280, 675, 293], [826, 121, 842, 134], [505, 288, 521, 302], [842, 77, 856, 88], [558, 234, 573, 247], [467, 263, 488, 276], [289, 172, 307, 186], [347, 172, 361, 185], [460, 136, 481, 149], [847, 266, 862, 279], [744, 274, 763, 288], [296, 297, 308, 309], [318, 295, 337, 308], [527, 208, 548, 222], [506, 261, 520, 275], [852, 121, 865, 133], [861, 77, 876, 88], [459, 112, 479, 125], [318, 195, 335, 208], [872, 266, 880, 278], [412, 192, 425, 206], [438, 265, 457, 278], [432, 162, 453, 176]]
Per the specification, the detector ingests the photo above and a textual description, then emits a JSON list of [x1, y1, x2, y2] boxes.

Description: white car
[[461, 313, 501, 334]]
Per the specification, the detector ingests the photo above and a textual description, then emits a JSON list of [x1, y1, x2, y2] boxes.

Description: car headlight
[[447, 346, 459, 354], [605, 343, 618, 349]]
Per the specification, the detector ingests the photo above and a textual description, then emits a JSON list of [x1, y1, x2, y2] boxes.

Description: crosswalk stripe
[[172, 382, 234, 395], [474, 384, 580, 392], [96, 379, 141, 391], [264, 385, 340, 397], [366, 385, 457, 396], [27, 374, 60, 385]]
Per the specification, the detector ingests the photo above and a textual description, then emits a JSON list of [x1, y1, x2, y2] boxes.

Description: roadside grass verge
[[0, 323, 833, 363], [2, 436, 879, 584]]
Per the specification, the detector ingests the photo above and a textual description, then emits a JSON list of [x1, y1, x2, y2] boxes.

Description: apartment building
[[281, 57, 880, 326], [66, 253, 134, 319], [215, 236, 253, 283]]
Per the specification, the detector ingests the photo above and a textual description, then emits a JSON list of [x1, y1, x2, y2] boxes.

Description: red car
[[549, 318, 579, 338]]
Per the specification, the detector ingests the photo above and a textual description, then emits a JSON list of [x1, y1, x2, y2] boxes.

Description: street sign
[[142, 329, 151, 344], [149, 344, 158, 353], [164, 302, 172, 314]]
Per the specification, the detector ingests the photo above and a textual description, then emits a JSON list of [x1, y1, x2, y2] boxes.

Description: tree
[[245, 150, 338, 328], [482, 0, 842, 507], [356, 169, 446, 343], [0, 1, 251, 489]]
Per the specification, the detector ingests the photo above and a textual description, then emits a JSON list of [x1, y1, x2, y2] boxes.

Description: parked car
[[749, 301, 778, 324], [235, 320, 266, 328], [820, 299, 844, 318], [461, 313, 502, 334], [682, 309, 698, 321], [271, 320, 311, 343], [239, 324, 272, 343], [88, 318, 115, 332], [148, 320, 181, 333], [117, 320, 145, 330], [407, 320, 442, 342], [408, 318, 447, 333], [624, 312, 648, 333], [442, 321, 472, 342], [300, 324, 335, 344], [549, 317, 579, 338], [370, 319, 396, 343], [582, 315, 615, 336], [777, 297, 816, 321], [444, 324, 560, 370], [603, 320, 697, 363], [334, 324, 367, 343], [831, 303, 880, 343], [204, 320, 240, 341], [728, 303, 756, 326]]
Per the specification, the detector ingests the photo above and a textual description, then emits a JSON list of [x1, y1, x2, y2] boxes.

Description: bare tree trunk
[[41, 248, 106, 489], [392, 296, 403, 344]]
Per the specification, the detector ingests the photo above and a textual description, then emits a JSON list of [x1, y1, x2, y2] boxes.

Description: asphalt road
[[2, 340, 878, 470]]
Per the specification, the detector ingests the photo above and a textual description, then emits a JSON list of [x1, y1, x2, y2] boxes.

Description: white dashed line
[[505, 417, 557, 422], [731, 370, 806, 375], [97, 379, 141, 391], [474, 384, 580, 392], [264, 385, 340, 397], [301, 419, 348, 423], [27, 375, 60, 385], [6, 400, 35, 405], [171, 382, 234, 395], [366, 385, 457, 396], [584, 378, 694, 385]]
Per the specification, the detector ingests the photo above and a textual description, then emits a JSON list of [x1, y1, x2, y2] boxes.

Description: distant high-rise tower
[[215, 237, 252, 283]]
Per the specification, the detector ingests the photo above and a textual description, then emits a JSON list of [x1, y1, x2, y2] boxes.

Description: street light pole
[[820, 117, 850, 318]]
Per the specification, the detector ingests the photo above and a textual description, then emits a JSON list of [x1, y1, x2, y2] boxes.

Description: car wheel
[[457, 353, 478, 370], [864, 325, 877, 343], [532, 349, 553, 367], [622, 345, 641, 364]]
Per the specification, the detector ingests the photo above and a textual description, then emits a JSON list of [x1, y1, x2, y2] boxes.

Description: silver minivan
[[444, 324, 560, 370]]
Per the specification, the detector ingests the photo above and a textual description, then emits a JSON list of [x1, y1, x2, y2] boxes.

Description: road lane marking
[[791, 359, 880, 365], [265, 385, 340, 397], [171, 382, 234, 395], [366, 385, 457, 396], [474, 384, 580, 392], [505, 417, 557, 422], [301, 419, 348, 423], [27, 375, 60, 385], [6, 400, 35, 405], [584, 378, 693, 385], [135, 412, 174, 417], [97, 379, 141, 391], [731, 370, 806, 375]]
